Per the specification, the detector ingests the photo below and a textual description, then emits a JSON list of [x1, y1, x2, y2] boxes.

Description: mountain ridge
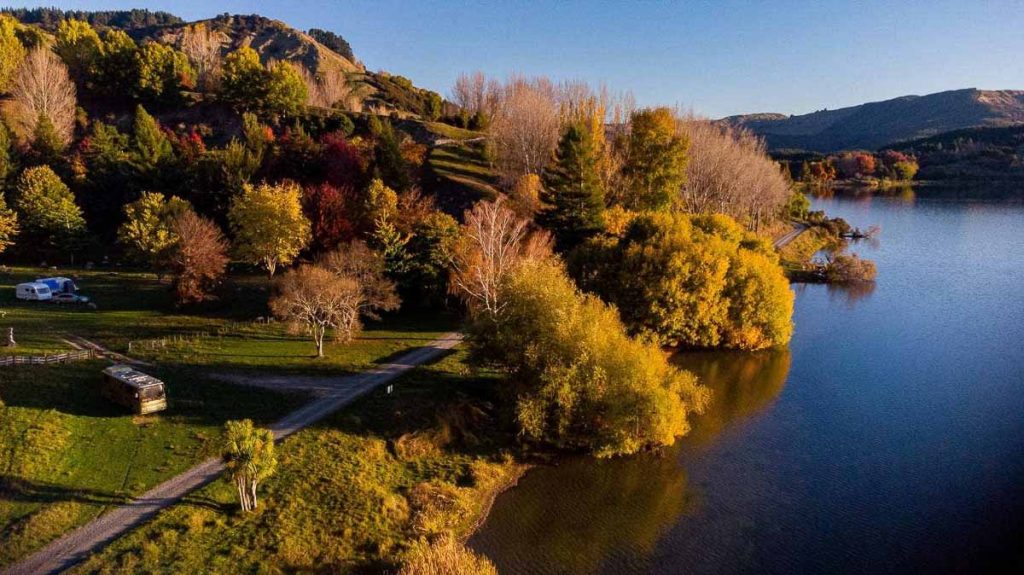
[[720, 88, 1024, 152]]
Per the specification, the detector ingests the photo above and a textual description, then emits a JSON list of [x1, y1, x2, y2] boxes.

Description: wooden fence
[[0, 349, 97, 367]]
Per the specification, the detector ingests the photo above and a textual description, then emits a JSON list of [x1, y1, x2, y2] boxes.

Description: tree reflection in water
[[471, 350, 791, 574], [826, 280, 877, 308]]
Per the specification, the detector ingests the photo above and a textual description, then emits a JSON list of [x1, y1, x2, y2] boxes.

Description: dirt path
[[3, 333, 463, 575], [773, 223, 808, 249]]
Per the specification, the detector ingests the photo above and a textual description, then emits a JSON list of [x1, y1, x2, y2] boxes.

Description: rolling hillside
[[722, 88, 1024, 152]]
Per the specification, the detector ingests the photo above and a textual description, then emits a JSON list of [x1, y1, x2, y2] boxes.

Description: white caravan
[[15, 282, 53, 301]]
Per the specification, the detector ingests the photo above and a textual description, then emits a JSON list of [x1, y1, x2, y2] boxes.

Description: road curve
[[3, 333, 463, 575]]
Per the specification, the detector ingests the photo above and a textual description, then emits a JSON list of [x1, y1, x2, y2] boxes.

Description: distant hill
[[721, 89, 1024, 152]]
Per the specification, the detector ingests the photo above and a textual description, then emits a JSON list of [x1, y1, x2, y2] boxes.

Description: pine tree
[[131, 105, 173, 179], [539, 121, 606, 250]]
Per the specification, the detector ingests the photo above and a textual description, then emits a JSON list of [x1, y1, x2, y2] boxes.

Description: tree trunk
[[315, 328, 324, 358], [250, 479, 258, 510]]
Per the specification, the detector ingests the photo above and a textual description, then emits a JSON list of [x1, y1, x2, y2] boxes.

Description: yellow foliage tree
[[472, 258, 710, 457], [0, 15, 26, 93], [228, 181, 311, 277], [117, 191, 193, 269]]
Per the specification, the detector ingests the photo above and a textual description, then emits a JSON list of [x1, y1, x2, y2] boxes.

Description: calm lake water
[[470, 192, 1024, 574]]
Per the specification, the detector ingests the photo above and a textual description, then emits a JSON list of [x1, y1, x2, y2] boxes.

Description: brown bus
[[101, 365, 168, 415]]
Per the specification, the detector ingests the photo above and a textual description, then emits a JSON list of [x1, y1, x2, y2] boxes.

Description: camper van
[[15, 282, 53, 301], [35, 277, 77, 294], [101, 365, 168, 415]]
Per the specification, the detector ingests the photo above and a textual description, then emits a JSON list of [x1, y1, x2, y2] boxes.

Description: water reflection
[[471, 350, 792, 573], [825, 280, 876, 308]]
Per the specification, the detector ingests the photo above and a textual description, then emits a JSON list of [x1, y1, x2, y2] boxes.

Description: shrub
[[398, 535, 498, 575], [825, 253, 877, 283]]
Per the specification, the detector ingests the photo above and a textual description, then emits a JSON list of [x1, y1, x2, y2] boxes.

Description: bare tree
[[489, 76, 561, 184], [169, 211, 229, 304], [7, 48, 76, 145], [319, 240, 400, 335], [679, 118, 790, 231], [450, 198, 550, 321], [294, 64, 354, 110], [179, 23, 223, 92], [270, 257, 398, 356]]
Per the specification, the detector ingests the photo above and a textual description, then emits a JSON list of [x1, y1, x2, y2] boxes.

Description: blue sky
[[11, 0, 1024, 117]]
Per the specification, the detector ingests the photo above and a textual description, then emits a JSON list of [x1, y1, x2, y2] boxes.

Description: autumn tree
[[0, 15, 27, 93], [117, 191, 193, 268], [450, 198, 548, 322], [489, 76, 561, 183], [130, 105, 174, 182], [471, 257, 710, 457], [179, 22, 222, 91], [52, 19, 102, 87], [229, 181, 311, 277], [168, 210, 229, 303], [219, 46, 265, 111], [319, 240, 401, 338], [0, 192, 18, 256], [96, 29, 138, 97], [569, 212, 794, 350], [619, 107, 689, 211], [264, 61, 308, 116], [270, 258, 398, 356], [302, 182, 355, 254], [222, 419, 277, 513], [7, 48, 77, 146], [679, 119, 790, 231], [134, 41, 194, 103], [539, 120, 607, 249], [12, 166, 85, 256]]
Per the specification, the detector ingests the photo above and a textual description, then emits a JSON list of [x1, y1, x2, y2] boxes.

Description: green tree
[[0, 15, 27, 93], [53, 19, 102, 86], [264, 61, 307, 116], [29, 113, 65, 166], [134, 41, 194, 103], [12, 165, 86, 256], [228, 181, 312, 277], [0, 191, 18, 256], [222, 419, 277, 513], [219, 46, 265, 112], [539, 121, 606, 249], [404, 211, 460, 304], [117, 191, 193, 268], [97, 29, 138, 97], [471, 258, 710, 457], [130, 105, 173, 179], [785, 190, 810, 220], [569, 211, 793, 350], [620, 107, 689, 211], [0, 123, 15, 186]]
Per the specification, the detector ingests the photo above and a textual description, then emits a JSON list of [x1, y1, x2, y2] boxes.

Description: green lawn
[[0, 267, 457, 375], [0, 361, 307, 567], [70, 351, 524, 574], [0, 266, 469, 568]]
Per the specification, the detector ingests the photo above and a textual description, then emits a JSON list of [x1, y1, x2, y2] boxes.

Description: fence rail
[[0, 349, 97, 367]]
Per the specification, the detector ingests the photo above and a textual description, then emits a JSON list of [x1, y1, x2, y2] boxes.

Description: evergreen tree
[[29, 113, 65, 167], [131, 105, 173, 181], [539, 121, 606, 250]]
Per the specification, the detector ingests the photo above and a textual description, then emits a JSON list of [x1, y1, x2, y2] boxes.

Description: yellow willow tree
[[222, 419, 277, 513], [229, 181, 312, 277]]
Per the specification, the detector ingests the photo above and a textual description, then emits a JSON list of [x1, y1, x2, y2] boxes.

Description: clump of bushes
[[825, 253, 877, 283], [570, 212, 794, 350], [471, 258, 710, 457]]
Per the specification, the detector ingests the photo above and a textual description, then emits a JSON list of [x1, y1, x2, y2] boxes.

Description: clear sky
[[12, 0, 1024, 118]]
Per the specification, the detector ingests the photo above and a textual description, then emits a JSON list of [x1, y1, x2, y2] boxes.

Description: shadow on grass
[[0, 476, 128, 507]]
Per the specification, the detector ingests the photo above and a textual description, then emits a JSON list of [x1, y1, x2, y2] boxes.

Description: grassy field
[[0, 267, 456, 374], [0, 265, 472, 568], [69, 350, 524, 574], [424, 140, 499, 216], [0, 361, 307, 567]]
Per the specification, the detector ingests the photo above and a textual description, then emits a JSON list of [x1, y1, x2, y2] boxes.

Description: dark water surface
[[470, 193, 1024, 574]]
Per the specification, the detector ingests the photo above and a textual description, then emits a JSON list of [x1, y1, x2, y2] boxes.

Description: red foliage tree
[[321, 131, 366, 190], [303, 182, 357, 254]]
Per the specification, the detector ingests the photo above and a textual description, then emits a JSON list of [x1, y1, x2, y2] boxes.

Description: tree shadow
[[0, 475, 128, 506]]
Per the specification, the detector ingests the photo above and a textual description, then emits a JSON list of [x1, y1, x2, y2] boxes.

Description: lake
[[470, 192, 1024, 574]]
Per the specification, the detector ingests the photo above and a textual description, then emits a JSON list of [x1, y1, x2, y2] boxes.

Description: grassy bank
[[70, 350, 525, 574], [0, 362, 306, 567], [777, 227, 839, 277]]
